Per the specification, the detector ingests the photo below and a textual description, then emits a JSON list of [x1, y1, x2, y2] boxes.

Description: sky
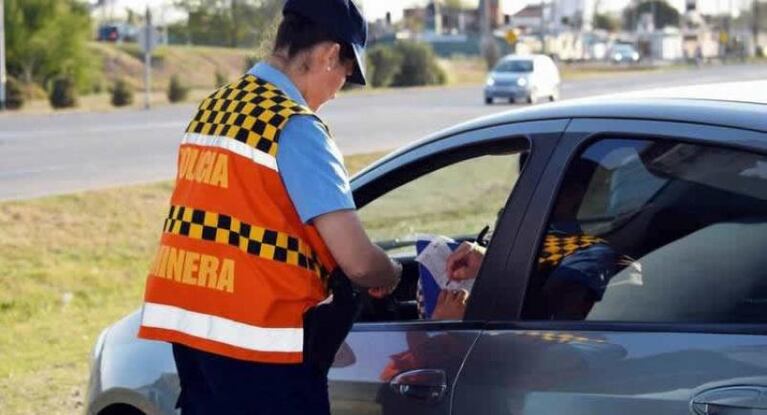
[[92, 0, 752, 24]]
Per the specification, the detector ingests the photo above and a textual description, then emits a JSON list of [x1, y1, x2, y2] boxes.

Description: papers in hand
[[415, 235, 475, 318]]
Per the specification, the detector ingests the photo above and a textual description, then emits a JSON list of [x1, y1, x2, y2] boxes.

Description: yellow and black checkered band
[[163, 205, 328, 280], [537, 233, 605, 269], [185, 75, 318, 158]]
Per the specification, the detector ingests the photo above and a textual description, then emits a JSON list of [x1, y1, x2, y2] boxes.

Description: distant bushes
[[366, 42, 446, 88], [4, 77, 25, 110], [168, 74, 190, 103], [215, 70, 228, 87], [110, 79, 134, 107], [49, 76, 78, 109], [366, 45, 403, 87]]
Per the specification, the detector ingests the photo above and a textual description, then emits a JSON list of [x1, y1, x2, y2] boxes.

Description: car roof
[[356, 97, 766, 178], [500, 55, 536, 61], [457, 98, 767, 134]]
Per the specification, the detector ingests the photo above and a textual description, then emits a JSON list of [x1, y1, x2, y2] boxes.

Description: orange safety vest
[[138, 75, 338, 364]]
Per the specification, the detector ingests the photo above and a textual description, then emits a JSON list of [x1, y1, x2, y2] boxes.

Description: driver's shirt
[[541, 222, 620, 300], [248, 62, 356, 223]]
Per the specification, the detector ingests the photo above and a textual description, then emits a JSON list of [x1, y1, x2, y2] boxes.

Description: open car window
[[356, 139, 529, 323], [359, 153, 522, 254]]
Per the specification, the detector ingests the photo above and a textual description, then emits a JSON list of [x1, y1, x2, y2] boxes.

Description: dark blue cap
[[283, 0, 368, 85]]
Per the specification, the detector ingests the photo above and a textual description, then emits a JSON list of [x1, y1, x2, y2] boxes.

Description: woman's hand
[[445, 242, 486, 281], [367, 261, 402, 299], [432, 289, 469, 320]]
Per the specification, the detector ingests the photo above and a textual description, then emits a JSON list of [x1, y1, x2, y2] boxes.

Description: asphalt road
[[1, 63, 765, 201]]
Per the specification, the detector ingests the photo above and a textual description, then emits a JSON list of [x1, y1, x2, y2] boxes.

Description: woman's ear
[[318, 42, 341, 71]]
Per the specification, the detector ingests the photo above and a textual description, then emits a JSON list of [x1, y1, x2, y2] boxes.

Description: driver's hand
[[446, 242, 486, 281], [432, 289, 469, 320]]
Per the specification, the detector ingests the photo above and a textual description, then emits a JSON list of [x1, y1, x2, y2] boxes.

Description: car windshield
[[614, 44, 635, 52], [494, 60, 533, 73]]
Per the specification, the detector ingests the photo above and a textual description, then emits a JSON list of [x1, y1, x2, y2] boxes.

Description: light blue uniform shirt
[[248, 62, 356, 224]]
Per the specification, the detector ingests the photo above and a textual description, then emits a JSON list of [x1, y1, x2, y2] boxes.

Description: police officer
[[138, 0, 401, 413]]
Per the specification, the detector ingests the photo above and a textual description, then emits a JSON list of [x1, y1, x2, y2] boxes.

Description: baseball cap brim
[[347, 43, 367, 86]]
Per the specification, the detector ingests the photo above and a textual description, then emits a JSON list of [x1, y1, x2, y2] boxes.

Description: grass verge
[[0, 151, 387, 415]]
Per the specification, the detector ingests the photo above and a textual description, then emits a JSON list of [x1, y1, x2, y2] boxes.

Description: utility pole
[[433, 0, 442, 35], [480, 0, 499, 68], [0, 0, 7, 111], [540, 0, 546, 54], [753, 0, 760, 55], [144, 6, 152, 110]]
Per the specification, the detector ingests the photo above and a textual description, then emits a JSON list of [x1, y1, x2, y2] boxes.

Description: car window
[[522, 138, 767, 323], [494, 60, 533, 73], [359, 152, 523, 252]]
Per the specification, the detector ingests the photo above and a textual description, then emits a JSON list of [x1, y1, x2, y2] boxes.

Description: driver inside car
[[434, 160, 629, 321]]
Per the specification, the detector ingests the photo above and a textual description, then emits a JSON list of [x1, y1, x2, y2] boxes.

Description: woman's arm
[[313, 209, 401, 289]]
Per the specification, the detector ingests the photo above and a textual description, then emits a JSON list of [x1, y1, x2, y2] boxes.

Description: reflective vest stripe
[[181, 132, 278, 171], [163, 204, 328, 279], [141, 302, 303, 352]]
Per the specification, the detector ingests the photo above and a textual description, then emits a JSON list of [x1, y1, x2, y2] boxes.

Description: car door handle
[[691, 386, 767, 415], [389, 369, 448, 404]]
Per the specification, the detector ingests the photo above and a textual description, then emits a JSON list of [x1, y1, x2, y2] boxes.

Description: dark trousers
[[172, 344, 331, 415]]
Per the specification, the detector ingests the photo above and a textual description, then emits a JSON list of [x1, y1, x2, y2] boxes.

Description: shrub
[[366, 45, 404, 88], [391, 42, 446, 87], [110, 79, 134, 107], [215, 70, 228, 87], [168, 75, 190, 103], [4, 77, 25, 110], [244, 56, 259, 73], [49, 76, 78, 109]]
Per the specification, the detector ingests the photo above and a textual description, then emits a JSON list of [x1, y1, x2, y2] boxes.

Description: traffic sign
[[138, 26, 160, 54], [505, 29, 518, 45]]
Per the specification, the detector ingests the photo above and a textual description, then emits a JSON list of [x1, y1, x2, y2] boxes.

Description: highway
[[0, 62, 764, 201]]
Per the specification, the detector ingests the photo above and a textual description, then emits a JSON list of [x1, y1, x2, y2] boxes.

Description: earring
[[327, 66, 332, 72]]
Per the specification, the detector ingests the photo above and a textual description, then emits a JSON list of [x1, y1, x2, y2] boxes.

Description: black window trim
[[498, 117, 767, 333]]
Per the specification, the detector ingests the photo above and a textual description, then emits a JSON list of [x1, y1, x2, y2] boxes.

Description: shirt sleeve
[[277, 115, 356, 224]]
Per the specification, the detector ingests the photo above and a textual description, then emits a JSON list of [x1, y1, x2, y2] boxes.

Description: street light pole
[[144, 6, 152, 110], [753, 0, 760, 55], [0, 0, 7, 111], [540, 0, 546, 54]]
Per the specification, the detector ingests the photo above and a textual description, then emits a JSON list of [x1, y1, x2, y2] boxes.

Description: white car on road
[[484, 54, 561, 105]]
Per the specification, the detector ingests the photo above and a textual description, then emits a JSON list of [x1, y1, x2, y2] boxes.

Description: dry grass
[[0, 151, 387, 415]]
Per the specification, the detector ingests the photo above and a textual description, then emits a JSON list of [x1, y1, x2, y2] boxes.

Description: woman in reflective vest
[[138, 1, 401, 413]]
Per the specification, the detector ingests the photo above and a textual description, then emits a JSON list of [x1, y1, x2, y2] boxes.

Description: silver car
[[609, 43, 640, 64], [87, 97, 767, 415], [484, 54, 561, 105]]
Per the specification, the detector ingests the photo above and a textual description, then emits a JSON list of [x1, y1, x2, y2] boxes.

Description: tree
[[173, 0, 282, 48], [594, 12, 622, 32], [5, 0, 93, 91], [623, 0, 680, 31], [443, 0, 470, 9]]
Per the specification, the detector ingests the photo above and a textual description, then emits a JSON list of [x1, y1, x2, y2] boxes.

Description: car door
[[454, 118, 767, 415], [328, 119, 568, 415]]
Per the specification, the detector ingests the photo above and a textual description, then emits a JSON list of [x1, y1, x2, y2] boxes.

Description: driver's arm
[[313, 210, 401, 289]]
